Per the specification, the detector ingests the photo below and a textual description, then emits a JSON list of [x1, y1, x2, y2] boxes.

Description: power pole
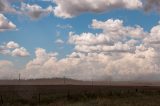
[[91, 78, 93, 88], [19, 73, 21, 80], [64, 76, 66, 85]]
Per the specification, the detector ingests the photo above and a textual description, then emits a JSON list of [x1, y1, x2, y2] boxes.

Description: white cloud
[[0, 47, 160, 81], [56, 24, 73, 29], [20, 3, 53, 20], [0, 41, 29, 57], [2, 19, 160, 81], [55, 39, 64, 44], [144, 23, 160, 45], [0, 0, 17, 13], [23, 48, 59, 79], [0, 60, 18, 79], [18, 19, 160, 81], [6, 41, 19, 49], [74, 42, 134, 53], [21, 46, 160, 81], [0, 45, 10, 55], [91, 19, 146, 39], [0, 0, 160, 20], [53, 0, 142, 18], [69, 19, 146, 53], [69, 32, 114, 46], [12, 47, 30, 57], [0, 14, 16, 32], [26, 48, 58, 69]]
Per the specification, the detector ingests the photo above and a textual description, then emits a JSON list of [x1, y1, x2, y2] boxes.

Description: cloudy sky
[[0, 0, 160, 81]]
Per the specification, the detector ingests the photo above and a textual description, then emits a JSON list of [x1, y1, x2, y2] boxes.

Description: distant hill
[[0, 78, 160, 86]]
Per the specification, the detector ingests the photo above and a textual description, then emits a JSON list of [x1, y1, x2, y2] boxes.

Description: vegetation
[[0, 85, 160, 106]]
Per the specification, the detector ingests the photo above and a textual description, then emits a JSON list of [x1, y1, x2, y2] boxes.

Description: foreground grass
[[67, 96, 160, 106], [0, 85, 160, 106], [5, 94, 160, 106]]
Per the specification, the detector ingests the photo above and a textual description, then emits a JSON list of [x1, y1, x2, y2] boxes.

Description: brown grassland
[[0, 79, 159, 106], [0, 84, 160, 106]]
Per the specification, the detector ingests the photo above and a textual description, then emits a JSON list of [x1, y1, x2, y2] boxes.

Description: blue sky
[[0, 0, 160, 80], [1, 6, 159, 58]]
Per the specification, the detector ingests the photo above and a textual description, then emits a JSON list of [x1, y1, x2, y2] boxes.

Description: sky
[[0, 0, 160, 81]]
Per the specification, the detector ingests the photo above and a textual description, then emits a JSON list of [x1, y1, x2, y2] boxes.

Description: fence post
[[38, 93, 40, 105], [1, 95, 3, 104], [67, 90, 70, 99]]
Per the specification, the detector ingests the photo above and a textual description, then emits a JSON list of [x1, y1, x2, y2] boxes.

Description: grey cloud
[[53, 0, 142, 18], [20, 3, 53, 20], [0, 0, 17, 13], [0, 14, 16, 32], [144, 0, 160, 12]]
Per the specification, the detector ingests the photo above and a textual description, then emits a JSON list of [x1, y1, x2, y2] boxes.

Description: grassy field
[[0, 85, 160, 106]]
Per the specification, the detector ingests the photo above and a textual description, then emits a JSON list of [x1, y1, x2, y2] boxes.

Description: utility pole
[[64, 76, 66, 85], [91, 78, 93, 88], [19, 73, 21, 81]]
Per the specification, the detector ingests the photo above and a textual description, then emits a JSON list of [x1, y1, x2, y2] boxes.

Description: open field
[[0, 81, 160, 106]]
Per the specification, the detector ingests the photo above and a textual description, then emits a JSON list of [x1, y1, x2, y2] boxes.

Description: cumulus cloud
[[0, 0, 17, 13], [1, 0, 160, 20], [12, 47, 30, 57], [144, 0, 160, 12], [69, 19, 147, 53], [20, 3, 53, 20], [61, 19, 160, 81], [1, 19, 160, 81], [14, 19, 160, 81], [0, 60, 18, 79], [53, 0, 142, 18], [0, 41, 29, 57], [55, 39, 64, 44], [0, 14, 16, 32], [91, 19, 147, 39], [1, 0, 160, 81], [21, 47, 159, 81], [22, 48, 59, 79], [144, 23, 160, 45], [26, 48, 58, 69], [0, 1, 53, 20], [6, 41, 19, 49]]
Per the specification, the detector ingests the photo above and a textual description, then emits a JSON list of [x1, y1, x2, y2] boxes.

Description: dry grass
[[0, 85, 160, 106]]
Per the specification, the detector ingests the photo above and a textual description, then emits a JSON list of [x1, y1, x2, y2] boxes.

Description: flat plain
[[0, 79, 160, 106]]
